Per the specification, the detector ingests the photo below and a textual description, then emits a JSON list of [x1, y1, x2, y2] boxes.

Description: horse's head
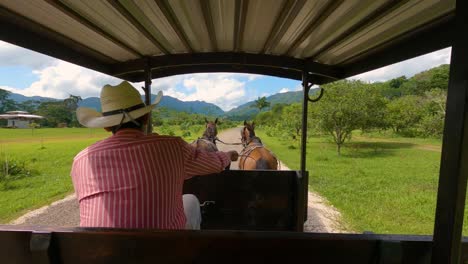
[[241, 120, 256, 146], [202, 117, 218, 143]]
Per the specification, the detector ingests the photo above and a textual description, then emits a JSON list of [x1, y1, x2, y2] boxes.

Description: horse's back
[[240, 147, 278, 170]]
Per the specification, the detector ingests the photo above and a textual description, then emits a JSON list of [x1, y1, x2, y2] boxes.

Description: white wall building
[[0, 111, 44, 128]]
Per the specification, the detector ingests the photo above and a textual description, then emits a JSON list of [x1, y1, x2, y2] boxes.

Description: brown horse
[[239, 121, 278, 170], [190, 118, 219, 152]]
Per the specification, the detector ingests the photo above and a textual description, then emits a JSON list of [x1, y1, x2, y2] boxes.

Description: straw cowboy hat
[[76, 81, 163, 128]]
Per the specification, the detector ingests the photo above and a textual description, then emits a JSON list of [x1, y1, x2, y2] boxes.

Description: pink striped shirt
[[71, 129, 229, 229]]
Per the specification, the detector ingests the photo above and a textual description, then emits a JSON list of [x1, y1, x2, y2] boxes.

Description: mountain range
[[7, 91, 302, 119]]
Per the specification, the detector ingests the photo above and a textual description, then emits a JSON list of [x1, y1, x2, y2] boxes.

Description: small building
[[0, 111, 44, 128]]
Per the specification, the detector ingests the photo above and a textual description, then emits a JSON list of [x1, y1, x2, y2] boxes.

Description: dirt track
[[10, 127, 349, 233]]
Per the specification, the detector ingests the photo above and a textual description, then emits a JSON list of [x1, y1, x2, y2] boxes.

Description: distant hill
[[226, 91, 302, 120], [77, 94, 224, 116], [6, 90, 302, 118], [8, 93, 58, 103]]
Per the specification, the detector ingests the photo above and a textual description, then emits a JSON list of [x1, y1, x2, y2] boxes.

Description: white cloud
[[349, 48, 451, 83], [181, 74, 248, 111], [278, 84, 303, 94], [3, 60, 122, 99], [1, 39, 453, 111], [0, 41, 56, 69]]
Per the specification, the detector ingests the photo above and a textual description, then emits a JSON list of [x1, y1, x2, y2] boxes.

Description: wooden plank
[[183, 170, 302, 231], [1, 227, 460, 264]]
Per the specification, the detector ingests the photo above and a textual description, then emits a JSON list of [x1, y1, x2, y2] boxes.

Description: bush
[[0, 154, 35, 189]]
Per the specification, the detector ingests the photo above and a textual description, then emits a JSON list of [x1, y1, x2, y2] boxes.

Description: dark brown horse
[[239, 121, 278, 170], [190, 118, 219, 152]]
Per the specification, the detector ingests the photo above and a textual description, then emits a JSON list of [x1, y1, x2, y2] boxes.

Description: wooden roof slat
[[341, 14, 454, 79], [200, 0, 218, 51], [262, 0, 306, 54], [0, 5, 116, 69], [107, 0, 170, 54], [233, 0, 248, 51], [308, 0, 407, 60], [44, 0, 143, 58], [154, 0, 193, 53], [0, 0, 456, 83], [284, 0, 344, 56]]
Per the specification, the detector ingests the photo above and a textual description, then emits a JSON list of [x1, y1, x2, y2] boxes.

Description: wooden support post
[[431, 0, 468, 263], [299, 72, 312, 229], [144, 59, 152, 134]]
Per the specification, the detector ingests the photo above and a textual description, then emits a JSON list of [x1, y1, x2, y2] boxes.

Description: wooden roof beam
[[284, 0, 343, 56], [200, 0, 218, 51], [233, 0, 248, 51], [45, 0, 143, 58], [0, 6, 114, 74], [154, 0, 193, 53], [262, 0, 306, 53], [109, 52, 342, 84], [309, 0, 408, 60], [107, 0, 170, 54], [340, 14, 454, 80]]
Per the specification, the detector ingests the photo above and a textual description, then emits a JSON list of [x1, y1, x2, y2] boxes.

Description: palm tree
[[253, 96, 270, 112]]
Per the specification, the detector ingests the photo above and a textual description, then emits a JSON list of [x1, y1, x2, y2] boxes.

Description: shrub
[[0, 154, 35, 189]]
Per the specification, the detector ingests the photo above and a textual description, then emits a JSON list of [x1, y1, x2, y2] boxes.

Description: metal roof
[[0, 0, 456, 84]]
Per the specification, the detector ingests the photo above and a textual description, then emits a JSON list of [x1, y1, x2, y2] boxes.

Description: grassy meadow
[[0, 128, 109, 223], [1, 126, 467, 237], [254, 129, 468, 235], [0, 126, 201, 223]]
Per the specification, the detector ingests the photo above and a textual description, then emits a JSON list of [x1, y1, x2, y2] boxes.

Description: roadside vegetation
[[252, 64, 468, 235]]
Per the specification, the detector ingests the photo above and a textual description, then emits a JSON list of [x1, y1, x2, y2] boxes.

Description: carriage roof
[[0, 0, 455, 84]]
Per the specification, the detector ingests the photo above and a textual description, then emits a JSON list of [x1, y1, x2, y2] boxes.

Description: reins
[[215, 137, 243, 145]]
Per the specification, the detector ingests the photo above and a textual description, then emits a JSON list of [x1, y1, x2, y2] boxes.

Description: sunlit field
[[0, 126, 202, 223], [255, 129, 468, 236], [2, 126, 467, 237]]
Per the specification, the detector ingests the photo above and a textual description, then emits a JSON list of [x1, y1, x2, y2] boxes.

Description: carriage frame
[[0, 0, 467, 263]]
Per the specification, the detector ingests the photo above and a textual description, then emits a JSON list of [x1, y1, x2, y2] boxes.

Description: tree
[[418, 89, 447, 137], [280, 103, 302, 140], [17, 100, 41, 113], [35, 95, 82, 127], [36, 101, 71, 127], [252, 96, 271, 112], [0, 88, 16, 113], [312, 80, 387, 155], [63, 94, 82, 127], [386, 95, 425, 134]]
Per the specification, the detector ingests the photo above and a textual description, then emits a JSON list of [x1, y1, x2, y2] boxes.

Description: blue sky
[[0, 40, 451, 111]]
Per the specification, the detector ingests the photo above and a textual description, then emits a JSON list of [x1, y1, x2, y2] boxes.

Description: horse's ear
[[205, 117, 208, 124], [244, 120, 247, 126], [215, 118, 218, 124]]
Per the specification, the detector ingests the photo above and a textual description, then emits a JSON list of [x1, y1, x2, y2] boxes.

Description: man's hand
[[226, 150, 239, 161]]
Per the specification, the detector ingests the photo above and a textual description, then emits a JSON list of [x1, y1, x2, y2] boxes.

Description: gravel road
[[10, 127, 348, 233]]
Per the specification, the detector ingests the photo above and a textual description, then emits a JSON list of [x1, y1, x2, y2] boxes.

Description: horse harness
[[239, 142, 280, 170]]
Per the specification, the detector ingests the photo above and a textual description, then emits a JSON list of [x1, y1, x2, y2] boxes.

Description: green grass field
[[0, 128, 109, 223], [0, 126, 202, 223], [255, 129, 468, 235], [1, 127, 466, 236]]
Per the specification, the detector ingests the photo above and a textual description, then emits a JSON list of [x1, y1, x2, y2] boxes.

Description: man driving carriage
[[71, 81, 238, 230]]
